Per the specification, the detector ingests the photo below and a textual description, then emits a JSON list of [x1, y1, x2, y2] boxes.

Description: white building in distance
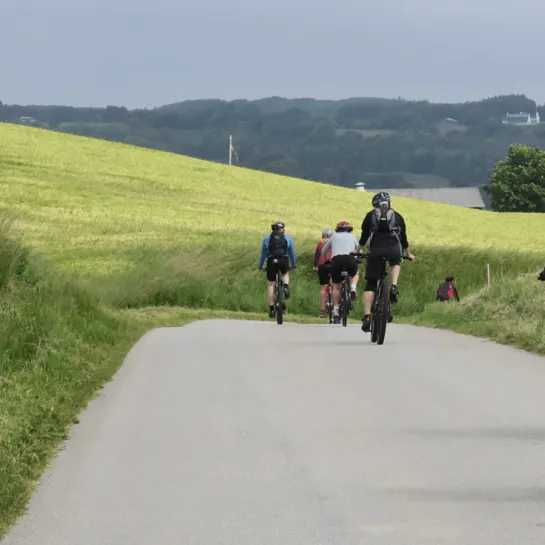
[[501, 111, 540, 125]]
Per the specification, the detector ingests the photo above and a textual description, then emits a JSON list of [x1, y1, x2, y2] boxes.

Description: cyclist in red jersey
[[314, 228, 333, 318]]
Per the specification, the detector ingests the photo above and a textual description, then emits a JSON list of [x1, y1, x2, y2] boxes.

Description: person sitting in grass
[[436, 275, 460, 302]]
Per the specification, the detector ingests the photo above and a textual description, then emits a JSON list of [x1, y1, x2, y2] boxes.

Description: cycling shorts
[[317, 263, 331, 285], [266, 256, 289, 281], [330, 254, 359, 284]]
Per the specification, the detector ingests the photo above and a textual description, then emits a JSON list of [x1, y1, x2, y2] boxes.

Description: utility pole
[[229, 135, 233, 166]]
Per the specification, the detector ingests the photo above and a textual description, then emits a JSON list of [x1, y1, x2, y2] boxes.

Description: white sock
[[333, 304, 339, 313], [351, 283, 356, 291]]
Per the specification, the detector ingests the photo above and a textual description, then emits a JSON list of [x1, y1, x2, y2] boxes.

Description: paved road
[[4, 320, 545, 544]]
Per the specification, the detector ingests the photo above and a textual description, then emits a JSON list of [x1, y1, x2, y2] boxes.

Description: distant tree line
[[2, 95, 545, 190]]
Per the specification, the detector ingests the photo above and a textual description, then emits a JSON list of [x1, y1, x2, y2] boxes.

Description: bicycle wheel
[[341, 281, 349, 327], [376, 278, 390, 345], [276, 275, 284, 325], [327, 288, 333, 324]]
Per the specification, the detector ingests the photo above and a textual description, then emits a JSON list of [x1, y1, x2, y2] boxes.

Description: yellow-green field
[[1, 122, 543, 317], [1, 123, 543, 270]]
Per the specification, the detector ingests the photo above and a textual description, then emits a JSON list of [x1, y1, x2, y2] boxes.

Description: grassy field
[[1, 122, 545, 537], [1, 122, 544, 317]]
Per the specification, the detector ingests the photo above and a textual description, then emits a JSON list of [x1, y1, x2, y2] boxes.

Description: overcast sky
[[2, 0, 544, 108]]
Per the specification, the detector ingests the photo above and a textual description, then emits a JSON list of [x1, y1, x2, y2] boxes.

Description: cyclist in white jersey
[[321, 221, 361, 321]]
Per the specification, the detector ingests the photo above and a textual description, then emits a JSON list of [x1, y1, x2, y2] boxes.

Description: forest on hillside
[[2, 94, 545, 189]]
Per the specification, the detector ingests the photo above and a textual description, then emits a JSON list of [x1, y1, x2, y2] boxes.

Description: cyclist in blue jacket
[[258, 221, 297, 318]]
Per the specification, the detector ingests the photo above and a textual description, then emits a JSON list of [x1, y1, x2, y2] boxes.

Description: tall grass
[[0, 217, 140, 536]]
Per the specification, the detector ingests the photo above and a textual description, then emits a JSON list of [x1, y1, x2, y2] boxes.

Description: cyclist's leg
[[347, 256, 360, 299], [318, 264, 330, 315], [280, 257, 290, 299], [363, 280, 377, 316], [388, 251, 402, 303], [390, 264, 401, 286], [266, 258, 277, 315], [362, 253, 383, 331], [330, 257, 343, 315]]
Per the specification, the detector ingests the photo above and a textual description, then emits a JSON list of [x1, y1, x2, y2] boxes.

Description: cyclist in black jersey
[[359, 192, 415, 332]]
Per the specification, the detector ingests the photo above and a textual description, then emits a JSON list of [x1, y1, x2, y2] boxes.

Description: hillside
[[1, 121, 543, 317], [2, 94, 545, 190], [2, 123, 545, 537]]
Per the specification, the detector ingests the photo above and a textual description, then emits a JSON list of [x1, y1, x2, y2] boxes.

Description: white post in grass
[[487, 263, 491, 286], [229, 135, 233, 166]]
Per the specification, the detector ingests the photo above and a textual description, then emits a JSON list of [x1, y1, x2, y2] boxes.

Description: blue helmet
[[322, 228, 333, 238]]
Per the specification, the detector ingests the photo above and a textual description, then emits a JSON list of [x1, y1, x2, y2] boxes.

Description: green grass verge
[[402, 275, 545, 355], [0, 220, 323, 538]]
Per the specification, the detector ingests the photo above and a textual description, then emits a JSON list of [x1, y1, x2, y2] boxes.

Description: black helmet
[[271, 221, 285, 231], [372, 192, 391, 208], [445, 275, 454, 282]]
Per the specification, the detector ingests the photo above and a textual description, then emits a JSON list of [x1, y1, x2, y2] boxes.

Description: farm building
[[379, 187, 489, 210]]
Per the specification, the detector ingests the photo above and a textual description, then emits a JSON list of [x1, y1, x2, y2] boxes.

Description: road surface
[[4, 320, 545, 544]]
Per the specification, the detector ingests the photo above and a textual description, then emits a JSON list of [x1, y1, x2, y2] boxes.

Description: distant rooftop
[[381, 187, 488, 209]]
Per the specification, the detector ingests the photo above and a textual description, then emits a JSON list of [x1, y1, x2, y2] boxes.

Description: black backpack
[[268, 231, 287, 257], [371, 207, 397, 233], [368, 208, 400, 245]]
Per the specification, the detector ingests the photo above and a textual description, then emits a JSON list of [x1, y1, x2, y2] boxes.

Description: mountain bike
[[335, 253, 364, 327], [270, 259, 293, 325], [360, 253, 412, 345]]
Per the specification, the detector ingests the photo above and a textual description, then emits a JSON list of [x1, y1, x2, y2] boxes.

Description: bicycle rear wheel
[[376, 278, 389, 345], [276, 275, 284, 325], [341, 280, 349, 327]]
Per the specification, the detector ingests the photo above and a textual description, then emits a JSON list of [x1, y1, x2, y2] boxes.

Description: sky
[[2, 0, 544, 108]]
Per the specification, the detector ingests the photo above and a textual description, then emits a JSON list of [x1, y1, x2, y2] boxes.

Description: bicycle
[[334, 253, 364, 327], [269, 259, 295, 325], [359, 252, 412, 345]]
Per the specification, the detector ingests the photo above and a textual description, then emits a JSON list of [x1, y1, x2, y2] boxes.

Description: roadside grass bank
[[0, 220, 321, 538], [403, 277, 545, 355]]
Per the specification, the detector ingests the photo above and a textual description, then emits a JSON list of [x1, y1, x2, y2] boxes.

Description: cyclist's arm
[[314, 244, 321, 268], [258, 238, 268, 269], [397, 213, 409, 250], [359, 213, 372, 247], [287, 236, 297, 267], [321, 237, 332, 259]]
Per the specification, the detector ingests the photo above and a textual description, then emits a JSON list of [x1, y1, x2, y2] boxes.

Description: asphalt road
[[4, 320, 545, 544]]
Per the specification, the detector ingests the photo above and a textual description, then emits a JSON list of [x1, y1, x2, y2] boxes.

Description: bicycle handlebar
[[354, 252, 414, 262]]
